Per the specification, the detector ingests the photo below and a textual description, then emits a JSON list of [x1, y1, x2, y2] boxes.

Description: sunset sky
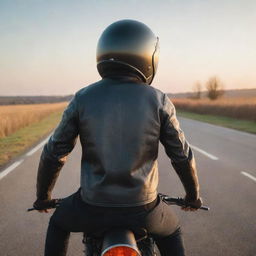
[[0, 0, 255, 95]]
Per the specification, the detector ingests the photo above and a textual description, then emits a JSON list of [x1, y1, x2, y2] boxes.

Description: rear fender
[[101, 229, 141, 256]]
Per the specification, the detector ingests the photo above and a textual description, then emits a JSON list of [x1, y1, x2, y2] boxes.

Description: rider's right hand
[[182, 197, 203, 212], [33, 199, 59, 213]]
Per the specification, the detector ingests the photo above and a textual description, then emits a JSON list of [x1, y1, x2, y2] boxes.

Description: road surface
[[0, 117, 255, 256]]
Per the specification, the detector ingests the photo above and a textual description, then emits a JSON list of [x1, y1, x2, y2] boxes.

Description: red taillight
[[103, 246, 139, 256]]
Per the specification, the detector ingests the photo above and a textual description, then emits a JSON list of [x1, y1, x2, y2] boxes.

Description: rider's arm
[[36, 96, 79, 201], [159, 94, 199, 201]]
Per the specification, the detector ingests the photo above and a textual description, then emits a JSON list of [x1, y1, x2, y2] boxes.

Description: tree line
[[193, 76, 224, 100]]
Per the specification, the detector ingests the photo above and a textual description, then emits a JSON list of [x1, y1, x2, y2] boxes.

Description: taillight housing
[[102, 245, 140, 256]]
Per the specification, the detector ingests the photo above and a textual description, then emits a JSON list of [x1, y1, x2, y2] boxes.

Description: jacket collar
[[105, 73, 145, 84]]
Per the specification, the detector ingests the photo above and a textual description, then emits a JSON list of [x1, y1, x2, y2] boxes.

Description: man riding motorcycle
[[33, 19, 202, 256]]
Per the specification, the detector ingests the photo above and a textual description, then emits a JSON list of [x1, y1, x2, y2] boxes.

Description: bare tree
[[206, 76, 224, 100], [193, 81, 202, 99]]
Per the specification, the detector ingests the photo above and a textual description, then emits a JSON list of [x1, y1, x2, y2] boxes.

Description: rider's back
[[76, 77, 166, 207]]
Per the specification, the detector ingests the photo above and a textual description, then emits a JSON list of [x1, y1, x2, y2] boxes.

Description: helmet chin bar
[[97, 60, 149, 83], [97, 52, 158, 85]]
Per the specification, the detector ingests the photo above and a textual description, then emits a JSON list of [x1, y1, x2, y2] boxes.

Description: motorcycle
[[28, 194, 209, 256]]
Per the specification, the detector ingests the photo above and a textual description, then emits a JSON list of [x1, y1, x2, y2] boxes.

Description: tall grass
[[0, 102, 67, 138], [171, 97, 256, 121]]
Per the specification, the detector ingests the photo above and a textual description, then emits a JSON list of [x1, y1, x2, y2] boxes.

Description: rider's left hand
[[33, 199, 58, 213]]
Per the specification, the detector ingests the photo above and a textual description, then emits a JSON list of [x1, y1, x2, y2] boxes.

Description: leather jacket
[[36, 75, 199, 206]]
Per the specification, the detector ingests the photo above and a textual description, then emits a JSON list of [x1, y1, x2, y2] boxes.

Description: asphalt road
[[0, 117, 255, 256]]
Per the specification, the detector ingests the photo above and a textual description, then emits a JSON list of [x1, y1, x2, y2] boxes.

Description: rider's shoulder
[[75, 80, 103, 96], [145, 85, 171, 106], [147, 84, 165, 96]]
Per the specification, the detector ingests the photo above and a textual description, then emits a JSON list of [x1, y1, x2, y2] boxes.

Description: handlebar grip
[[200, 206, 210, 211], [27, 208, 35, 212]]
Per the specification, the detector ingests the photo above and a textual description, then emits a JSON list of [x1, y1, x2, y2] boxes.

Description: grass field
[[177, 110, 256, 134], [0, 104, 67, 168], [0, 102, 67, 138], [172, 97, 256, 121]]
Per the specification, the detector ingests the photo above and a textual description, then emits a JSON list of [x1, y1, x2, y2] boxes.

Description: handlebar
[[159, 194, 210, 211], [27, 195, 210, 211]]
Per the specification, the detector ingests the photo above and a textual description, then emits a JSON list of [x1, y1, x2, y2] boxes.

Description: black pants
[[45, 190, 186, 256]]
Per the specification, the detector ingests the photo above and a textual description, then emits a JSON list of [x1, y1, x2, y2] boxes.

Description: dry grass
[[171, 97, 256, 121], [0, 102, 67, 138]]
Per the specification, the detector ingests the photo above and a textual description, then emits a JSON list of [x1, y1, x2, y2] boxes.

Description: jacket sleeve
[[36, 96, 79, 200], [160, 94, 199, 200]]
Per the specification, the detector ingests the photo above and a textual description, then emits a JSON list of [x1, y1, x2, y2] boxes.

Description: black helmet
[[96, 19, 159, 85]]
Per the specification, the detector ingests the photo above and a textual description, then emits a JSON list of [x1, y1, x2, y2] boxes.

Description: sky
[[0, 0, 255, 95]]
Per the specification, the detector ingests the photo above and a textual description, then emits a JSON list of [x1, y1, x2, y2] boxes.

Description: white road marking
[[0, 159, 24, 180], [190, 145, 219, 160], [0, 135, 51, 181], [26, 135, 51, 156], [241, 171, 256, 182]]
